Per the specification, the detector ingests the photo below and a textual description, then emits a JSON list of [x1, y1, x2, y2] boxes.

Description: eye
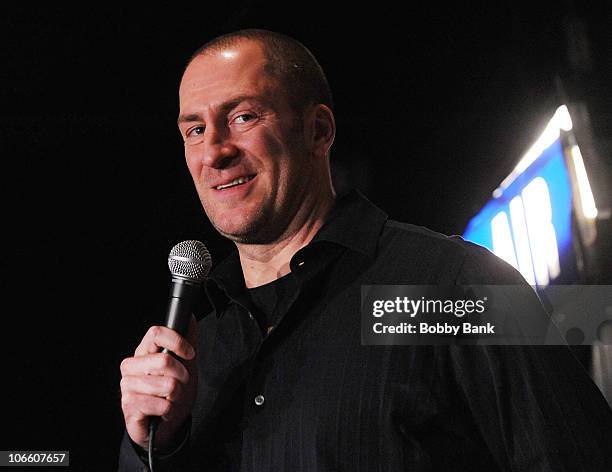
[[187, 126, 205, 137], [233, 113, 256, 124]]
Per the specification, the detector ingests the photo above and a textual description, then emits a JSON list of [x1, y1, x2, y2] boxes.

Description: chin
[[213, 216, 260, 242], [216, 217, 281, 245], [205, 197, 279, 243]]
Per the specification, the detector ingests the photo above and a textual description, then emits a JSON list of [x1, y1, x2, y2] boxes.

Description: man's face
[[178, 41, 314, 244]]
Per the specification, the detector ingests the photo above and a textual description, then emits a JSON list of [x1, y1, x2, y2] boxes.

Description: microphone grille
[[168, 240, 212, 282]]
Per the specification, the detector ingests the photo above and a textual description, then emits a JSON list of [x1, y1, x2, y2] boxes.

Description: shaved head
[[186, 29, 334, 117]]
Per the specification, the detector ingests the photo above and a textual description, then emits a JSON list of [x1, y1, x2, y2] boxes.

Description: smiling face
[[178, 40, 316, 244]]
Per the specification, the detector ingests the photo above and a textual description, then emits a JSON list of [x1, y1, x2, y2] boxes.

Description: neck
[[236, 187, 336, 288]]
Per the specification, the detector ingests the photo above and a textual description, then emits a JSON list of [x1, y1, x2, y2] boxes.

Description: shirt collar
[[310, 188, 388, 258], [203, 188, 388, 314]]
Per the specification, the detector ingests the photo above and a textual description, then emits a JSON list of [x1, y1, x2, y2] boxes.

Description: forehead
[[179, 41, 276, 110]]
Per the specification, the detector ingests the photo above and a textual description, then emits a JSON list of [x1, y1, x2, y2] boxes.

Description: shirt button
[[254, 394, 265, 406], [297, 260, 305, 267]]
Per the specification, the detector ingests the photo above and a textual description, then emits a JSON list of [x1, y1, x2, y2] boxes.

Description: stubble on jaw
[[194, 75, 311, 245], [203, 198, 272, 244]]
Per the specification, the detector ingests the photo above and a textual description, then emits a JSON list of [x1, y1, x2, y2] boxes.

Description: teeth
[[216, 175, 253, 190]]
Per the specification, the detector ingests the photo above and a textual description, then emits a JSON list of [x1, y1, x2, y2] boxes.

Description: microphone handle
[[149, 278, 202, 449], [164, 277, 202, 336]]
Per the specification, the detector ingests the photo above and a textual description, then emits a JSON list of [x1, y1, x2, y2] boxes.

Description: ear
[[307, 104, 336, 159]]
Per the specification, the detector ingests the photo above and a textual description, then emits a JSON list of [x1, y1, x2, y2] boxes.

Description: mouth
[[213, 174, 256, 191]]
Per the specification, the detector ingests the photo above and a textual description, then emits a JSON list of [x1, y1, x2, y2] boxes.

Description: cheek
[[259, 129, 285, 159], [254, 128, 297, 184], [184, 146, 203, 180], [247, 119, 292, 161]]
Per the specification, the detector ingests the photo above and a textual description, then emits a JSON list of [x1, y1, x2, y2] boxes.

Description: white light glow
[[494, 105, 573, 198], [491, 211, 518, 270], [522, 178, 560, 286], [571, 145, 598, 219], [509, 196, 536, 285], [489, 178, 562, 287], [554, 105, 573, 131]]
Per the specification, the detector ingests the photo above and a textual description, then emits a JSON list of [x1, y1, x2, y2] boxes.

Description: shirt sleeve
[[448, 344, 612, 470], [117, 419, 192, 472], [449, 240, 612, 470]]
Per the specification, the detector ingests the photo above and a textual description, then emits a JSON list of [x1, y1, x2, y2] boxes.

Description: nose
[[201, 124, 239, 169]]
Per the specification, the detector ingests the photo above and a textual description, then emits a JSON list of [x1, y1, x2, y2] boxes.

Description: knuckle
[[120, 393, 132, 411], [167, 332, 181, 352], [119, 357, 130, 375], [148, 325, 162, 339], [165, 376, 178, 393], [161, 399, 173, 417], [159, 352, 173, 369]]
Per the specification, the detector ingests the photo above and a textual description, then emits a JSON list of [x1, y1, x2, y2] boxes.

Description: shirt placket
[[239, 246, 343, 427]]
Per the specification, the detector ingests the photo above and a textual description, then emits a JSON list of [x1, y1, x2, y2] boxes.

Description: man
[[118, 29, 612, 471]]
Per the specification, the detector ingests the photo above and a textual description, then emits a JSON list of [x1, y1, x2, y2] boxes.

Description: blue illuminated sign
[[463, 139, 574, 286]]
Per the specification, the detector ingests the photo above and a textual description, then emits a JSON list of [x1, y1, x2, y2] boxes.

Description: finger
[[120, 353, 190, 384], [184, 315, 199, 379], [120, 375, 184, 402], [121, 392, 174, 422], [186, 314, 198, 353], [134, 325, 196, 360]]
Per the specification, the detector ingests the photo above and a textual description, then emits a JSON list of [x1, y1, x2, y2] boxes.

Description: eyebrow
[[177, 95, 263, 125]]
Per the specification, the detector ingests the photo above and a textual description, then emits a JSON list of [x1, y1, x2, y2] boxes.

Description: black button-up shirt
[[119, 189, 612, 471]]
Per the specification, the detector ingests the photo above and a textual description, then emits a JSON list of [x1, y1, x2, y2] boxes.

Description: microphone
[[163, 240, 212, 341], [148, 240, 212, 471]]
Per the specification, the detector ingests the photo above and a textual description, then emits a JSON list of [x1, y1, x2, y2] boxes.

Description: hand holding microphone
[[119, 241, 211, 455]]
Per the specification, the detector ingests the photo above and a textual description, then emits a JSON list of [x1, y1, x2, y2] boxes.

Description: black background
[[3, 2, 611, 470]]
